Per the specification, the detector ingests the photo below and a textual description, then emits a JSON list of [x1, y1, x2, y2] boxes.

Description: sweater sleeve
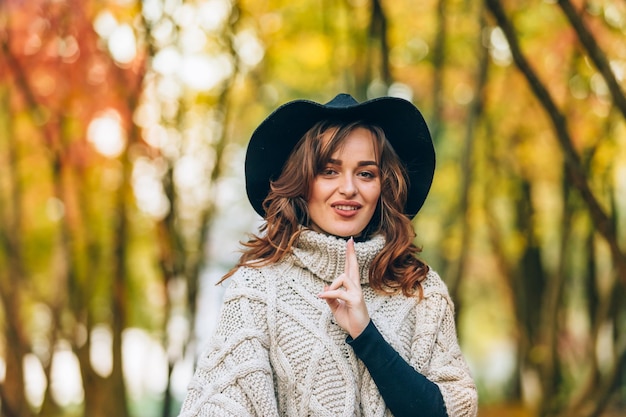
[[347, 320, 448, 417], [416, 287, 478, 417], [178, 270, 279, 417]]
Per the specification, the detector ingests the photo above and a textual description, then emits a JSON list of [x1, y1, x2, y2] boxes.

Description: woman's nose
[[338, 175, 357, 196]]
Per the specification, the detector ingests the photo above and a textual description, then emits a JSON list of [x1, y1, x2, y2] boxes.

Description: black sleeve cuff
[[346, 320, 448, 417]]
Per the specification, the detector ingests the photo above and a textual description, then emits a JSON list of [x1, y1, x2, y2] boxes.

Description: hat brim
[[245, 94, 435, 219]]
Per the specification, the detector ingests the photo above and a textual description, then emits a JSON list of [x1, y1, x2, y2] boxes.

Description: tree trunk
[[0, 66, 31, 417]]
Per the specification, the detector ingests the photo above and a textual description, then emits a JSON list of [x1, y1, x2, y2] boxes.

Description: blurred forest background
[[1, 0, 625, 416]]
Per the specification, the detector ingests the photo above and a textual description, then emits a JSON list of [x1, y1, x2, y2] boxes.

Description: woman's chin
[[307, 222, 367, 239]]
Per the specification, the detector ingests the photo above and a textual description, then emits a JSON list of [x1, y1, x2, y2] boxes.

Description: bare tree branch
[[484, 0, 626, 289], [557, 0, 626, 120], [448, 4, 489, 305], [368, 0, 391, 85], [430, 0, 448, 141]]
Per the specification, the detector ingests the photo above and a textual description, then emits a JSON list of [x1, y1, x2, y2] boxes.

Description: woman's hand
[[318, 237, 370, 339]]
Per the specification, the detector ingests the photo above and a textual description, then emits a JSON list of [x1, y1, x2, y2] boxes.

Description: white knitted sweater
[[179, 231, 477, 416]]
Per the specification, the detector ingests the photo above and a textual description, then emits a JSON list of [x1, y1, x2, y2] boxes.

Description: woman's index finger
[[345, 237, 359, 282]]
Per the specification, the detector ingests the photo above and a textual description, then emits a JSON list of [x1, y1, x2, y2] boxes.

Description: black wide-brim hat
[[245, 93, 435, 219]]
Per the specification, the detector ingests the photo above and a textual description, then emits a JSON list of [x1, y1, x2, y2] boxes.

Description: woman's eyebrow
[[358, 160, 378, 167], [327, 158, 378, 167]]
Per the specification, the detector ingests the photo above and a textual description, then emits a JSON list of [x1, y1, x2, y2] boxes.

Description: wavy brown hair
[[220, 120, 429, 297]]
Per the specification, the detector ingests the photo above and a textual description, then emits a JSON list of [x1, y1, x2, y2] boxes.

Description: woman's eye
[[320, 168, 337, 175], [358, 171, 375, 179]]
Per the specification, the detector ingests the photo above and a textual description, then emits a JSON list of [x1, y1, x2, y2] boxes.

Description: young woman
[[178, 94, 478, 416]]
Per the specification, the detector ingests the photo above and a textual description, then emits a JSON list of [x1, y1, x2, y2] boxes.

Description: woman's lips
[[334, 204, 358, 211], [331, 202, 361, 217]]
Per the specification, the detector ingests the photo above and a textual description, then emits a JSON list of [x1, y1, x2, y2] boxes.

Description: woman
[[178, 93, 478, 416]]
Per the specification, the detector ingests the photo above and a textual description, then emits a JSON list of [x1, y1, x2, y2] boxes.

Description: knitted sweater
[[179, 231, 478, 417]]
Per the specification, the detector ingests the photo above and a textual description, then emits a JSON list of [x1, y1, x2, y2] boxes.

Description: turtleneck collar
[[288, 230, 386, 284]]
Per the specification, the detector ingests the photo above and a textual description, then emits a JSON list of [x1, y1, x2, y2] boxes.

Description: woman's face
[[307, 127, 382, 238]]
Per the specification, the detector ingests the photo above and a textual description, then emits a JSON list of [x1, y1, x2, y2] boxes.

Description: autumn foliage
[[0, 0, 625, 417]]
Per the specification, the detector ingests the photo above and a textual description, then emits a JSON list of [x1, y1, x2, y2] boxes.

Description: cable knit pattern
[[179, 230, 477, 416]]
